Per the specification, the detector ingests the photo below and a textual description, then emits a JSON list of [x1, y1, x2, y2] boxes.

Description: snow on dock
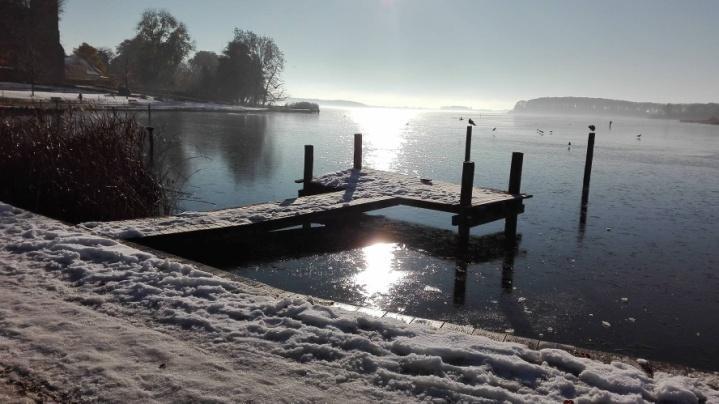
[[82, 168, 529, 240], [2, 202, 718, 402], [311, 168, 527, 211]]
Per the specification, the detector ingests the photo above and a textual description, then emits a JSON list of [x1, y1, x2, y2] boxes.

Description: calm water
[[145, 108, 719, 370]]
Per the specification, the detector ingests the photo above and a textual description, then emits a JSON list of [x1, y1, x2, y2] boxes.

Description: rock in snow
[[0, 202, 717, 403]]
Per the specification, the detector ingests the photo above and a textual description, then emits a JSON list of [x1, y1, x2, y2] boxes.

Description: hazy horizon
[[60, 0, 719, 109]]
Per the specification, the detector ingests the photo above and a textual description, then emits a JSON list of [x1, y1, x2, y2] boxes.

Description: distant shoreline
[[680, 117, 719, 125], [0, 98, 318, 115], [512, 96, 719, 122]]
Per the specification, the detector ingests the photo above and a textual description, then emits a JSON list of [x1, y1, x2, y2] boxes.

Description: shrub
[[286, 102, 320, 112], [0, 107, 169, 223]]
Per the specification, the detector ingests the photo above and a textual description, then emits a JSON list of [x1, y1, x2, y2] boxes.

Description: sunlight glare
[[348, 108, 419, 170], [353, 242, 407, 305]]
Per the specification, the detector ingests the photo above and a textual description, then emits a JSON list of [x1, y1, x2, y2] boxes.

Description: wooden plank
[[451, 201, 525, 227], [128, 195, 400, 239]]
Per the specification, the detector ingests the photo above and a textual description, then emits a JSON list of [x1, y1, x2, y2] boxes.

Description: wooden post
[[504, 152, 524, 244], [464, 125, 472, 162], [303, 145, 314, 194], [353, 133, 362, 170], [508, 152, 523, 194], [458, 161, 475, 249], [53, 100, 62, 134], [460, 161, 475, 207], [147, 103, 152, 126], [581, 132, 596, 207], [146, 126, 154, 167]]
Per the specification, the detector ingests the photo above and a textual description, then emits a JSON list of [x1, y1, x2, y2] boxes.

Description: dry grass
[[0, 107, 169, 223]]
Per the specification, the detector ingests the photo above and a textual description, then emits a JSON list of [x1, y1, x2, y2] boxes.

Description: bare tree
[[233, 29, 286, 104], [113, 9, 194, 90]]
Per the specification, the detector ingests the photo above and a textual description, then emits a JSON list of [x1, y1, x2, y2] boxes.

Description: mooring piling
[[53, 101, 62, 133], [460, 161, 475, 207], [303, 145, 314, 194], [504, 152, 524, 244], [581, 131, 596, 207], [507, 152, 524, 194], [146, 126, 155, 167], [353, 133, 363, 170], [458, 161, 475, 249], [464, 125, 472, 162], [148, 103, 152, 126]]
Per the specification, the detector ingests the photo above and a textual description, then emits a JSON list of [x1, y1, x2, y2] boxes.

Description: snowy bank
[[1, 202, 718, 402], [1, 85, 267, 112]]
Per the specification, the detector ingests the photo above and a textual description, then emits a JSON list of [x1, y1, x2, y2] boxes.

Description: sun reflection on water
[[348, 108, 419, 170], [352, 242, 407, 305]]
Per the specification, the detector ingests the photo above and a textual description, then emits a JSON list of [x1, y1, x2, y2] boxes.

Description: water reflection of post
[[453, 259, 467, 306], [501, 247, 515, 292], [578, 204, 588, 243]]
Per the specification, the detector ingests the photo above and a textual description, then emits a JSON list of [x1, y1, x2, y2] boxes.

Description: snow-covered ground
[[0, 83, 265, 111], [2, 202, 718, 402], [1, 88, 149, 105]]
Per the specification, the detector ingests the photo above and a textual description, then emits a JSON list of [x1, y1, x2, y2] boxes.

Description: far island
[[440, 105, 473, 111], [512, 96, 719, 122]]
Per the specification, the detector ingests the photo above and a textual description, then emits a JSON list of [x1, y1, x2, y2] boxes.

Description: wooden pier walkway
[[83, 132, 531, 244]]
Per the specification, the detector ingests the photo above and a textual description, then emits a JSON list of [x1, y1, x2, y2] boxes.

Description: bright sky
[[60, 0, 719, 109]]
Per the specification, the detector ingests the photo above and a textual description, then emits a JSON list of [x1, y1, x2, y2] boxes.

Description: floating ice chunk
[[602, 321, 611, 328], [627, 317, 636, 323], [620, 297, 629, 302], [423, 285, 441, 293], [517, 297, 527, 303]]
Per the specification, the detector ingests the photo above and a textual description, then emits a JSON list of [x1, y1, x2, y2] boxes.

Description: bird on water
[[468, 118, 476, 126], [588, 124, 596, 132]]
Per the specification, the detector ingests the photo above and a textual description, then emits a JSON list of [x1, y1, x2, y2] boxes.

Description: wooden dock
[[84, 131, 530, 245]]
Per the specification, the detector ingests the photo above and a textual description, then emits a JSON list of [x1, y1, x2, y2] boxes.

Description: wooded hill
[[513, 97, 719, 121]]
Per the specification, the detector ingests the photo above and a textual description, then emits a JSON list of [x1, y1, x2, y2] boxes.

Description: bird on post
[[468, 118, 476, 126], [588, 124, 596, 132]]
